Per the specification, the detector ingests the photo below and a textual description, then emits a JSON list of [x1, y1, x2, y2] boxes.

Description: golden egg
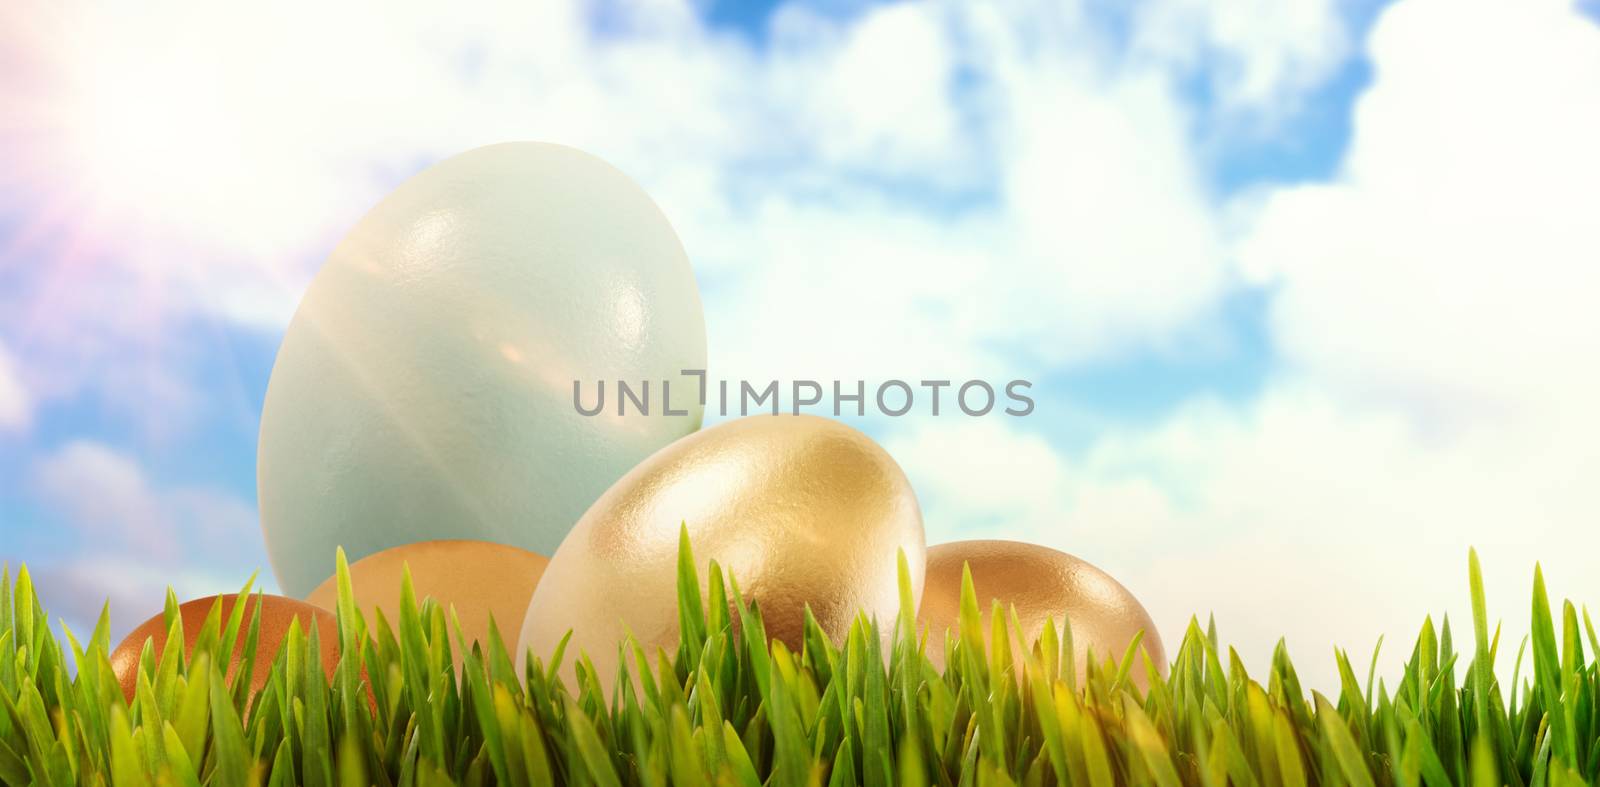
[[918, 540, 1166, 687], [518, 414, 925, 687], [109, 594, 341, 705], [306, 539, 547, 659]]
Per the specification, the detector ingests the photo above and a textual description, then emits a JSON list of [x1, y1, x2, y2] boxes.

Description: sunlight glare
[[72, 49, 249, 227]]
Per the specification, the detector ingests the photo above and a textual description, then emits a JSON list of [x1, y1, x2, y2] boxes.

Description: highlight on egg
[[258, 142, 707, 597], [306, 539, 547, 659], [109, 594, 340, 705], [518, 414, 926, 688], [917, 540, 1166, 687]]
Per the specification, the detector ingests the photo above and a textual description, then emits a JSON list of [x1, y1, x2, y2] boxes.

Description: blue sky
[[2, 0, 1598, 689]]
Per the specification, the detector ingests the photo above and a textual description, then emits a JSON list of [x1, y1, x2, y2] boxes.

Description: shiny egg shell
[[918, 540, 1166, 687], [109, 594, 340, 704], [518, 414, 926, 686], [307, 539, 547, 659], [259, 142, 707, 597]]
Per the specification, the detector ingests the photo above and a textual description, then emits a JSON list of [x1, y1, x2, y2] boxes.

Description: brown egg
[[918, 540, 1166, 688], [519, 414, 925, 687], [109, 594, 341, 704], [306, 539, 547, 659]]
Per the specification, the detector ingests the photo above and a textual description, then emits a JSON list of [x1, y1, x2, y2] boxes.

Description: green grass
[[1, 537, 1597, 786]]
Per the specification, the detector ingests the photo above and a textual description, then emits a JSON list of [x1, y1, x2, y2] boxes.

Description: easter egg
[[518, 414, 925, 687], [259, 142, 707, 597], [918, 540, 1166, 687], [306, 539, 547, 659], [109, 594, 340, 705]]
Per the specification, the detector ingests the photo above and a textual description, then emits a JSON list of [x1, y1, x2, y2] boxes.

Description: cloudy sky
[[2, 0, 1597, 688]]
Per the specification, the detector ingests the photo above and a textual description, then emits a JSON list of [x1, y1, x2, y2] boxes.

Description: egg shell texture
[[519, 414, 926, 685], [108, 594, 340, 705], [306, 539, 547, 658], [259, 142, 706, 596], [918, 539, 1166, 686]]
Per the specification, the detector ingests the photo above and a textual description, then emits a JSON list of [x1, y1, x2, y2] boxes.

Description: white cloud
[[891, 383, 1600, 689], [0, 340, 30, 432], [1236, 0, 1600, 426], [18, 556, 254, 646], [1205, 0, 1600, 682], [32, 442, 175, 556], [887, 419, 1074, 538], [774, 3, 966, 178], [21, 440, 269, 641], [31, 441, 263, 566], [1134, 0, 1349, 111], [701, 2, 1251, 381], [987, 67, 1230, 361], [891, 0, 1600, 689], [1090, 387, 1600, 683], [0, 0, 1300, 414]]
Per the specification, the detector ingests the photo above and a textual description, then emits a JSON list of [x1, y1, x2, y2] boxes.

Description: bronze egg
[[109, 594, 341, 705], [306, 539, 547, 659], [918, 540, 1166, 688]]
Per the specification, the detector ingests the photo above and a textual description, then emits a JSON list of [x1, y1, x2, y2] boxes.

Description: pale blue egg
[[259, 143, 706, 597]]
